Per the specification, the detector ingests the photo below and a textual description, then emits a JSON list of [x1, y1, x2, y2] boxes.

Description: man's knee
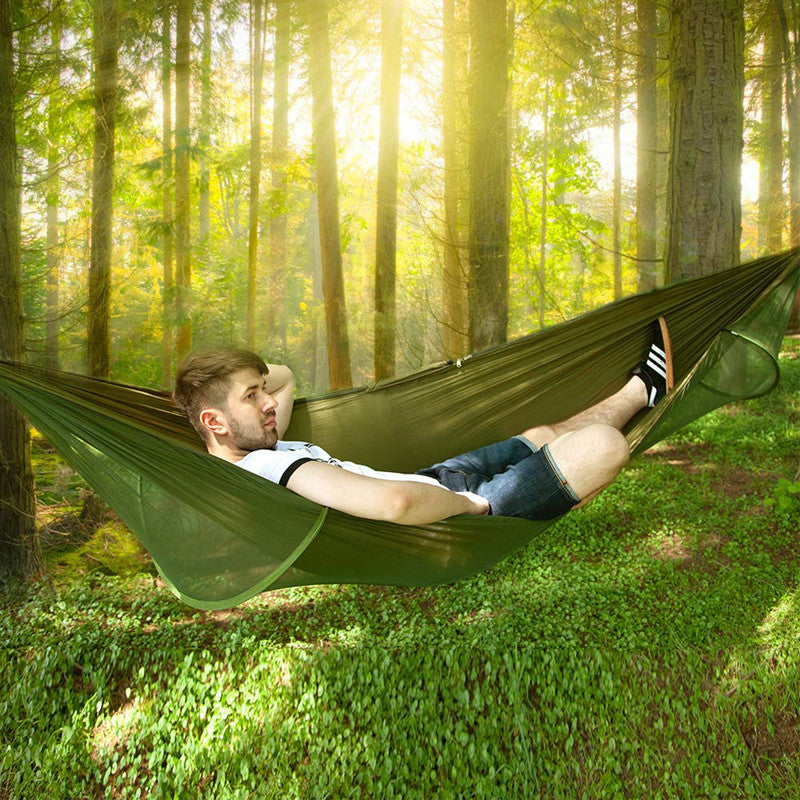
[[547, 424, 629, 500], [589, 424, 629, 472]]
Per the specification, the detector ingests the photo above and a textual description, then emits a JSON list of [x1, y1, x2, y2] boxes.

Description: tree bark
[[636, 0, 659, 291], [307, 0, 352, 389], [161, 0, 174, 388], [247, 0, 267, 348], [441, 0, 468, 359], [45, 0, 62, 370], [374, 0, 402, 381], [759, 2, 784, 253], [87, 0, 119, 379], [468, 0, 509, 351], [0, 0, 38, 579], [665, 0, 744, 281], [268, 0, 291, 347], [175, 0, 192, 359]]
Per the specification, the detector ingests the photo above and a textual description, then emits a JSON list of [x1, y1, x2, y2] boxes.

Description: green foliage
[[16, 0, 656, 391], [765, 478, 800, 521], [2, 342, 800, 798]]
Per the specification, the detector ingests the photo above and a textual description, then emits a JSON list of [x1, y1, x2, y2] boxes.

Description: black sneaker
[[632, 316, 674, 407]]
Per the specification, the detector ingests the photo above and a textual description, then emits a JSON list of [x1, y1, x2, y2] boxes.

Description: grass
[[1, 339, 799, 799]]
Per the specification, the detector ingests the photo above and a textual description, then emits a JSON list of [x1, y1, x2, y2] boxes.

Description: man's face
[[219, 367, 279, 452]]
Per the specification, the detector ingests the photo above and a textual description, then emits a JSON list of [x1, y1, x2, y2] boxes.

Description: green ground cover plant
[[1, 340, 799, 799]]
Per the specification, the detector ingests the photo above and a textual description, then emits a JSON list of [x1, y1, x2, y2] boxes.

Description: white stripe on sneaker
[[650, 351, 667, 369], [646, 358, 667, 379], [649, 386, 657, 406]]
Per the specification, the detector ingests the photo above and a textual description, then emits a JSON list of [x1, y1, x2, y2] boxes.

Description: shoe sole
[[657, 316, 674, 392]]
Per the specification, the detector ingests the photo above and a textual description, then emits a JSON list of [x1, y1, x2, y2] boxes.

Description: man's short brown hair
[[173, 348, 268, 440]]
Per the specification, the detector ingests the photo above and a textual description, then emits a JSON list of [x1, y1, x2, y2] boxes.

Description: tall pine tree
[[374, 0, 402, 380], [307, 0, 352, 389], [0, 0, 38, 579], [666, 0, 744, 279], [87, 0, 120, 378], [468, 0, 510, 350]]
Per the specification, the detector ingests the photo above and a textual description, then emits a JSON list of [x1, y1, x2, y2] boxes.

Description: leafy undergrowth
[[1, 340, 799, 799]]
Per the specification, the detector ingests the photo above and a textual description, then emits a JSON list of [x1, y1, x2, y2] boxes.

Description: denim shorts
[[415, 435, 580, 521]]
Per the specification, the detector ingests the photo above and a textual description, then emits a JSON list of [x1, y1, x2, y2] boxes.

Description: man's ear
[[199, 408, 228, 437]]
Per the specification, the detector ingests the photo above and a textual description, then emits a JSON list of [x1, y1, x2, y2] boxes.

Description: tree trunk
[[665, 0, 744, 281], [307, 0, 352, 389], [781, 0, 800, 246], [247, 0, 266, 348], [780, 0, 800, 332], [45, 0, 62, 371], [175, 0, 192, 359], [198, 0, 211, 246], [612, 0, 623, 299], [636, 0, 659, 291], [87, 0, 119, 379], [374, 0, 402, 381], [468, 0, 509, 351], [441, 0, 468, 359], [268, 0, 291, 347], [759, 2, 784, 253], [161, 0, 174, 388], [0, 0, 38, 579]]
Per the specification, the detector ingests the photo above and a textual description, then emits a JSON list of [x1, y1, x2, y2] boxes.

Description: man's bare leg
[[521, 376, 648, 449], [519, 318, 673, 507], [546, 424, 631, 504], [518, 376, 650, 506]]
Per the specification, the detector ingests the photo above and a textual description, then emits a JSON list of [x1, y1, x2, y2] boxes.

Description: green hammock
[[1, 249, 799, 609]]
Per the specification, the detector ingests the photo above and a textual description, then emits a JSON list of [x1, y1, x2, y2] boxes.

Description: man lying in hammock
[[173, 319, 673, 525]]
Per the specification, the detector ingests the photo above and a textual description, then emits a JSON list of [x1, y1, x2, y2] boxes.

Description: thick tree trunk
[[666, 0, 744, 281], [374, 0, 402, 381], [45, 0, 62, 370], [307, 0, 352, 389], [87, 0, 119, 379], [636, 0, 659, 291], [247, 0, 266, 348], [441, 0, 468, 359], [0, 0, 38, 579], [468, 0, 509, 351], [198, 0, 211, 245], [268, 0, 291, 347], [759, 2, 784, 253], [175, 0, 192, 359], [161, 1, 174, 388]]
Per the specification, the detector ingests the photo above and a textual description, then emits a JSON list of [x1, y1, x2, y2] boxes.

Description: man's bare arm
[[286, 461, 489, 525], [264, 364, 295, 437]]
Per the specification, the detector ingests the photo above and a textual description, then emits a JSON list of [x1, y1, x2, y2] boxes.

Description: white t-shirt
[[236, 440, 444, 489]]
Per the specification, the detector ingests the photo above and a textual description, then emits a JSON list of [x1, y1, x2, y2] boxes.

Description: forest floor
[[2, 339, 800, 799]]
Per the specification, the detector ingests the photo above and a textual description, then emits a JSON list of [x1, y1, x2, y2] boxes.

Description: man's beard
[[229, 415, 278, 452]]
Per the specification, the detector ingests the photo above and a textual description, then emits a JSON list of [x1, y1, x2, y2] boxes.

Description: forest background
[[8, 0, 800, 390], [2, 0, 800, 578], [6, 3, 800, 795]]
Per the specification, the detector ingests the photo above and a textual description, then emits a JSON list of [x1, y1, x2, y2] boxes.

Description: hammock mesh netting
[[1, 249, 799, 609]]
